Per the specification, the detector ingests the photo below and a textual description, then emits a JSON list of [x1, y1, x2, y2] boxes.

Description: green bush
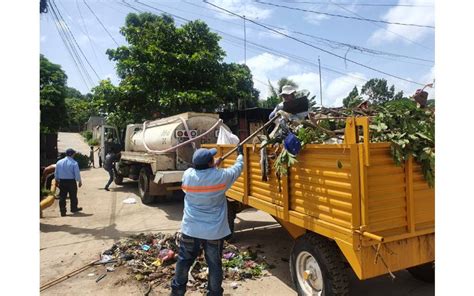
[[73, 152, 90, 169], [87, 138, 99, 146], [81, 130, 93, 141]]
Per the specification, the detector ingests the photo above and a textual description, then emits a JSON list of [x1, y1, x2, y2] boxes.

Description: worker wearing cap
[[269, 84, 308, 121], [171, 146, 244, 296], [54, 148, 83, 217]]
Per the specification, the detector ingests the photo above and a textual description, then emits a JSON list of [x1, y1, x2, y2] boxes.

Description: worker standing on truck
[[269, 85, 309, 121], [171, 146, 244, 296], [54, 148, 82, 217]]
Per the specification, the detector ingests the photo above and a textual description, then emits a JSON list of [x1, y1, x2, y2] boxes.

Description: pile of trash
[[99, 232, 270, 291]]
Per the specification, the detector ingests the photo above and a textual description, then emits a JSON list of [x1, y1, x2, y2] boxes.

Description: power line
[[204, 0, 425, 86], [76, 0, 104, 75], [259, 21, 434, 64], [274, 1, 434, 8], [120, 0, 143, 13], [48, 1, 90, 89], [182, 1, 433, 64], [51, 0, 101, 82], [255, 0, 435, 29], [134, 2, 369, 85], [327, 0, 433, 51], [83, 0, 120, 46], [50, 0, 94, 87]]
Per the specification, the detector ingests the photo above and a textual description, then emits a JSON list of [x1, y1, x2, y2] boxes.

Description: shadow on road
[[40, 222, 143, 241]]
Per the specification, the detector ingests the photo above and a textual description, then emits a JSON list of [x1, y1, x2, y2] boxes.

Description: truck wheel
[[407, 262, 434, 283], [290, 233, 349, 296], [224, 201, 237, 241], [138, 167, 154, 204], [114, 175, 124, 185]]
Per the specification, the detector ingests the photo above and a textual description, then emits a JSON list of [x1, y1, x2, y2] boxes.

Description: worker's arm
[[222, 147, 244, 188], [269, 103, 283, 120], [73, 162, 82, 187]]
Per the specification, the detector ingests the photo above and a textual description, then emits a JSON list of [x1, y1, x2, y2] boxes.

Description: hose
[[141, 118, 223, 154]]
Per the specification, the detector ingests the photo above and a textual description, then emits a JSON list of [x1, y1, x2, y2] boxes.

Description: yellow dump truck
[[206, 116, 434, 295]]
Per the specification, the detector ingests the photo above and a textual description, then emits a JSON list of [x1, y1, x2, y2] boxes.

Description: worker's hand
[[237, 145, 244, 155], [214, 157, 223, 167], [78, 181, 82, 188]]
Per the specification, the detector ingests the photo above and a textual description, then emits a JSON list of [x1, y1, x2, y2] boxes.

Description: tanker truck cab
[[95, 125, 122, 161], [113, 112, 228, 204]]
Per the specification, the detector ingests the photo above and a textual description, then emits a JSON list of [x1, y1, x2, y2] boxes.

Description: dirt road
[[39, 134, 434, 296]]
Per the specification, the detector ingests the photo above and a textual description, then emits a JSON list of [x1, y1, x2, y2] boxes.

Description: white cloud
[[208, 0, 272, 20], [324, 72, 367, 107], [245, 53, 289, 98], [287, 72, 322, 102], [40, 35, 47, 43], [369, 0, 434, 44]]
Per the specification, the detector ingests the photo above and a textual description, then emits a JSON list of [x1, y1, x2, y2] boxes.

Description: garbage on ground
[[100, 232, 271, 292], [123, 197, 137, 204]]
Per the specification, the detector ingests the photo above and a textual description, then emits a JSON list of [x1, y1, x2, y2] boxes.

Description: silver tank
[[126, 112, 229, 170]]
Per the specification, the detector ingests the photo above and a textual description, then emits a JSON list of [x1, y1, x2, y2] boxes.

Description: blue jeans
[[104, 167, 114, 189], [171, 234, 224, 296]]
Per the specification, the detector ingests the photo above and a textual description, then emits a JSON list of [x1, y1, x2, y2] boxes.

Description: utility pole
[[318, 56, 323, 107]]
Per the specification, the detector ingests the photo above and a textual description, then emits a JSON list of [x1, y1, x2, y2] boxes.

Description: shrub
[[87, 138, 99, 146], [81, 130, 93, 141], [73, 152, 90, 169]]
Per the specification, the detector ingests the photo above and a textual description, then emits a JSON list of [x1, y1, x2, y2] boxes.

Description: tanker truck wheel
[[138, 167, 154, 204], [114, 175, 124, 185], [290, 233, 349, 296], [407, 262, 434, 283]]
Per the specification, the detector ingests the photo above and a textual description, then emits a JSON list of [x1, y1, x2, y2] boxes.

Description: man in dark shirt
[[103, 148, 119, 191]]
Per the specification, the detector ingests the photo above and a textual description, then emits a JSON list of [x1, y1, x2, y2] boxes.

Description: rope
[[141, 119, 223, 154]]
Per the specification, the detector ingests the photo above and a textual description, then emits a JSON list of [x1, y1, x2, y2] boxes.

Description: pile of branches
[[267, 100, 435, 187]]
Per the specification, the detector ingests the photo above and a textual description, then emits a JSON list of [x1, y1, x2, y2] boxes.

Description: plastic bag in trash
[[217, 126, 239, 145]]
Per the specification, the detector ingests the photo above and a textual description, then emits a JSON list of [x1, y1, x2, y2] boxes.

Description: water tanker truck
[[94, 112, 230, 204]]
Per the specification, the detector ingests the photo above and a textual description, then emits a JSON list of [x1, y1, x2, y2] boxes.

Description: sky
[[40, 0, 435, 107]]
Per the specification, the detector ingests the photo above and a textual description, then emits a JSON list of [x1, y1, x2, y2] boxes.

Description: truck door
[[101, 125, 122, 159]]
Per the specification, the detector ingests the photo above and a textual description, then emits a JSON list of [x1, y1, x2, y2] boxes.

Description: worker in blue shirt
[[171, 146, 244, 296], [54, 148, 83, 217]]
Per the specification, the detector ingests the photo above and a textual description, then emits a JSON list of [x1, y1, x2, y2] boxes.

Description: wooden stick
[[220, 114, 280, 161], [40, 260, 99, 291]]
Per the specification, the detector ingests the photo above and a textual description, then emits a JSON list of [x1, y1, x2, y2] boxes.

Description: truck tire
[[407, 262, 434, 283], [114, 175, 124, 185], [224, 201, 237, 241], [290, 233, 349, 296], [138, 167, 154, 204]]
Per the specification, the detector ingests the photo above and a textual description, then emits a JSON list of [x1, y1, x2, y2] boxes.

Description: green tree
[[361, 78, 403, 104], [40, 54, 68, 133], [342, 86, 362, 108], [103, 13, 259, 126]]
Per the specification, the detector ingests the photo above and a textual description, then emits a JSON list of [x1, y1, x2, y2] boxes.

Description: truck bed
[[207, 142, 434, 280]]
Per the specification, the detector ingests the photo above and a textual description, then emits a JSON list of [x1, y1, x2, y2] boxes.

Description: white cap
[[279, 85, 297, 96]]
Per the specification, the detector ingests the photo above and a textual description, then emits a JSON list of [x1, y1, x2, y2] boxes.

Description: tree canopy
[[98, 13, 259, 129], [360, 78, 404, 104], [40, 54, 68, 133], [342, 86, 362, 108]]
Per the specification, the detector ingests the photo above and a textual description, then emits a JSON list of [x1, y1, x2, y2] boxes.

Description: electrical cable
[[48, 0, 92, 89], [255, 0, 434, 29], [52, 0, 101, 82], [204, 0, 425, 86], [83, 0, 120, 46]]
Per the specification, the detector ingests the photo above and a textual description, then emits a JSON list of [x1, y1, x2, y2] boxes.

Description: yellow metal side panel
[[359, 233, 434, 279], [289, 146, 354, 231], [366, 146, 408, 234], [412, 166, 435, 230]]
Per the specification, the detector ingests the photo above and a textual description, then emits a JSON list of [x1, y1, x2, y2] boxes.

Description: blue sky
[[40, 0, 435, 107]]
